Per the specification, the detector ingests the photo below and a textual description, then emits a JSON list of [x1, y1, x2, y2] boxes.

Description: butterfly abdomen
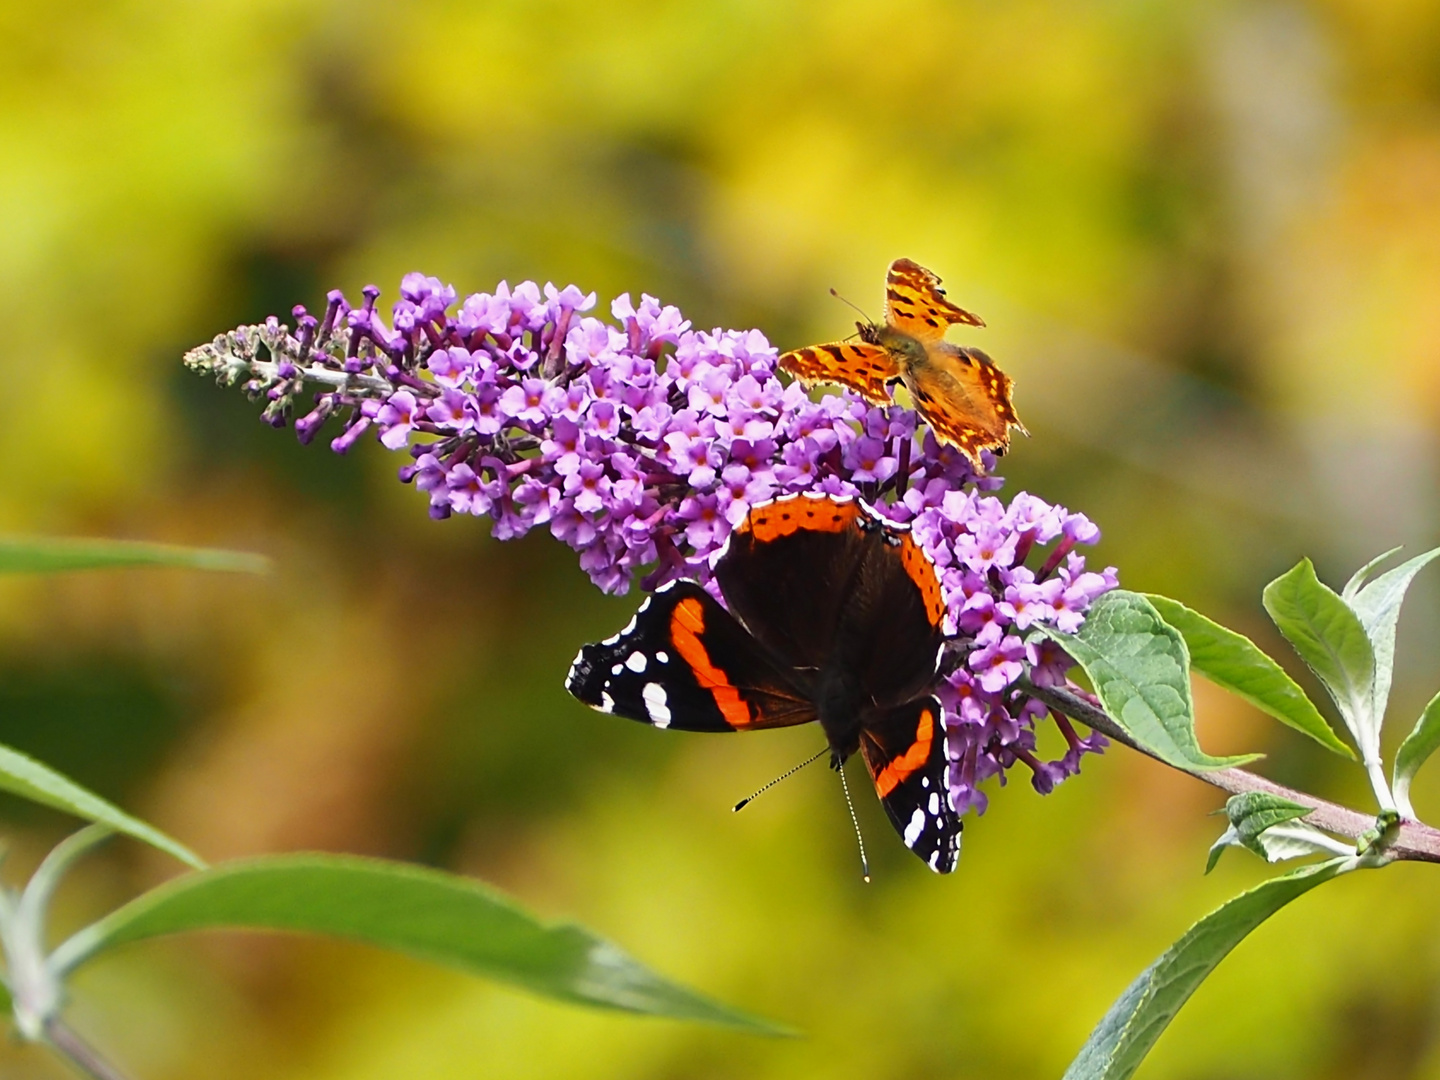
[[811, 663, 867, 763]]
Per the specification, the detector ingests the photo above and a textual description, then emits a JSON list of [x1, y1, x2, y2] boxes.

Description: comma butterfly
[[778, 258, 1026, 470]]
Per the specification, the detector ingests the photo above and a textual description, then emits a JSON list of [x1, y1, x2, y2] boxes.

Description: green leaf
[[1224, 792, 1311, 848], [0, 536, 268, 575], [0, 743, 203, 869], [1061, 859, 1349, 1080], [1206, 822, 1351, 872], [1040, 591, 1259, 771], [1262, 560, 1376, 758], [1342, 546, 1402, 601], [1145, 595, 1351, 758], [1204, 829, 1230, 874], [49, 854, 786, 1034], [1262, 825, 1356, 860], [1394, 689, 1440, 820], [1203, 794, 1324, 881], [1205, 793, 1353, 871], [1346, 547, 1440, 746]]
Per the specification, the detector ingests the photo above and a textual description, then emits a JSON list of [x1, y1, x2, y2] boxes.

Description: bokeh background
[[2, 1, 1440, 1076]]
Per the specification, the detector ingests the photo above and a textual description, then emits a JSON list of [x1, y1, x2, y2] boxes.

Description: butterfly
[[566, 493, 962, 873], [779, 258, 1026, 471]]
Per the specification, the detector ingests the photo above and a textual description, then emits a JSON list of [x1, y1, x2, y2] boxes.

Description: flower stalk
[[0, 826, 132, 1080]]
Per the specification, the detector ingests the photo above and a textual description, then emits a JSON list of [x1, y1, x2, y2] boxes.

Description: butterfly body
[[566, 493, 962, 873], [780, 258, 1026, 470]]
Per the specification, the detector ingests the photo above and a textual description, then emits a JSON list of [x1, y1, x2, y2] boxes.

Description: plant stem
[[1026, 683, 1440, 864], [44, 1018, 131, 1080], [1364, 756, 1398, 814]]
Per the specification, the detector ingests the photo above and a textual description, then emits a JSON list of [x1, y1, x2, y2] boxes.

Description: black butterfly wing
[[838, 526, 946, 710], [859, 698, 962, 873], [566, 580, 816, 731], [714, 494, 872, 671], [719, 495, 945, 706]]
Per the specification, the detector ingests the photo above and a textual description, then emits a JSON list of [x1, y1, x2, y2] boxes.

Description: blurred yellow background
[[2, 1, 1440, 1077]]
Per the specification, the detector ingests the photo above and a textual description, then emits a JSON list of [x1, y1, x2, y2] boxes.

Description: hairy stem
[[44, 1018, 131, 1080], [1027, 682, 1440, 864], [254, 358, 394, 395]]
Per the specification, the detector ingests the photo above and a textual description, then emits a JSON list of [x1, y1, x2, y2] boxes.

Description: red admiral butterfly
[[566, 493, 962, 873]]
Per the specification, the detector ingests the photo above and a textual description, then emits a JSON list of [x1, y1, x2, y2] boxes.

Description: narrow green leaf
[[1342, 547, 1402, 601], [1040, 591, 1259, 771], [1145, 595, 1352, 758], [0, 743, 204, 869], [1346, 547, 1440, 745], [50, 854, 786, 1034], [1394, 690, 1440, 820], [1261, 560, 1375, 756], [0, 537, 268, 575], [1061, 859, 1349, 1080]]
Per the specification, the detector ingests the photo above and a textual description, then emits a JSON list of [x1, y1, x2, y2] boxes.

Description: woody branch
[[1025, 682, 1440, 865]]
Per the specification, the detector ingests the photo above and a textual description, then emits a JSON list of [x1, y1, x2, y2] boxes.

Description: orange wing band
[[670, 598, 754, 728], [737, 495, 860, 543], [871, 708, 935, 798], [900, 535, 945, 628]]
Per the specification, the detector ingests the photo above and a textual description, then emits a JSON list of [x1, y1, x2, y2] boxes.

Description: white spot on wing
[[928, 792, 939, 814], [642, 683, 671, 728], [903, 807, 926, 846], [599, 692, 615, 713], [625, 651, 647, 673], [655, 650, 669, 664], [611, 663, 623, 675]]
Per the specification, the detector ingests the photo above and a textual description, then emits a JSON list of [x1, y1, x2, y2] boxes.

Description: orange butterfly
[[779, 258, 1026, 471]]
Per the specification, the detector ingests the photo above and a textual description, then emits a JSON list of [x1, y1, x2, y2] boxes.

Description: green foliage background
[[2, 1, 1440, 1076]]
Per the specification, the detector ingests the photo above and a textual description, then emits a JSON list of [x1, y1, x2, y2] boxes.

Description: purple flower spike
[[184, 271, 1119, 821]]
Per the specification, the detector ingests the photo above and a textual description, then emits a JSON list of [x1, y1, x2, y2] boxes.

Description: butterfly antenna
[[829, 287, 874, 324], [732, 746, 829, 812], [838, 762, 872, 883]]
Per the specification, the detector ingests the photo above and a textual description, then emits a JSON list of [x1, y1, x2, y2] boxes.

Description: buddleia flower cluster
[[185, 272, 1117, 815]]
